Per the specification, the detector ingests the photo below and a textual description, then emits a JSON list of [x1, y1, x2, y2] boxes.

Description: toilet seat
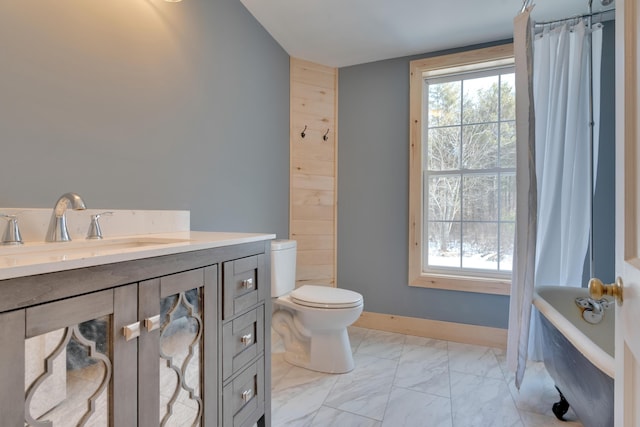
[[290, 285, 363, 309]]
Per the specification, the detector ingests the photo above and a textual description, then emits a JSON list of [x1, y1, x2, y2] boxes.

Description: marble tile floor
[[271, 327, 584, 427]]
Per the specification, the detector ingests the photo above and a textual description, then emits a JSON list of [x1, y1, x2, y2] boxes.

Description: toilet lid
[[290, 285, 363, 309]]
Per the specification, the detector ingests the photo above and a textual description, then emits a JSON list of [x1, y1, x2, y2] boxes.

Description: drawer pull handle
[[144, 315, 161, 332], [241, 333, 253, 346], [241, 389, 253, 402], [122, 322, 141, 341], [242, 278, 254, 290]]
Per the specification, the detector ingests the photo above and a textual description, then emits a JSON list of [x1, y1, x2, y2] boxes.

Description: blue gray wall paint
[[591, 21, 616, 285], [338, 24, 616, 329], [0, 0, 290, 239]]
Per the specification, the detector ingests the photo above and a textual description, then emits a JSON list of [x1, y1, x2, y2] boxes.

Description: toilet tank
[[271, 240, 297, 297]]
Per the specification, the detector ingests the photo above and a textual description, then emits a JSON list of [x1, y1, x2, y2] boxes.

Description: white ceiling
[[240, 0, 615, 68]]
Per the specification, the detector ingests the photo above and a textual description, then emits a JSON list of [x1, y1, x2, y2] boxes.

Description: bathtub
[[532, 286, 614, 427]]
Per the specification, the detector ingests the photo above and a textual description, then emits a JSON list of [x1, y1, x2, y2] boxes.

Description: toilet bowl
[[271, 240, 363, 373]]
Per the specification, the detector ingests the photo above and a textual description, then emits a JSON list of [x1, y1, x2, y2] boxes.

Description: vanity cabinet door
[[222, 305, 264, 380], [138, 266, 218, 427], [222, 255, 266, 320], [220, 250, 270, 427], [0, 285, 138, 427], [222, 356, 265, 427]]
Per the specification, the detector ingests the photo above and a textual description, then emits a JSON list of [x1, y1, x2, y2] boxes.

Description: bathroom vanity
[[0, 228, 274, 427]]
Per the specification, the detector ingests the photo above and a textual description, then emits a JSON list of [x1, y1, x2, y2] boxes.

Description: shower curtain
[[508, 10, 603, 387], [534, 20, 602, 289], [507, 6, 537, 389], [528, 20, 603, 361]]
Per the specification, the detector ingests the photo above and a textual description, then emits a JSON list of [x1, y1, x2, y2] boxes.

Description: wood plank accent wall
[[290, 58, 338, 287]]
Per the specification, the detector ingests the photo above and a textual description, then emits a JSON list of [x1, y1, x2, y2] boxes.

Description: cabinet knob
[[122, 321, 141, 341], [242, 278, 254, 290], [241, 389, 253, 402], [144, 315, 161, 332], [241, 333, 253, 346]]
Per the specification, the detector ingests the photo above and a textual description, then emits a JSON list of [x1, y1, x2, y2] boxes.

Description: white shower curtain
[[534, 20, 602, 288], [528, 21, 602, 361], [507, 12, 603, 385], [507, 6, 537, 389]]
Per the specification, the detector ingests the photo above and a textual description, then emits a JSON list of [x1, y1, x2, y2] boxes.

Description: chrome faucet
[[575, 296, 614, 324], [46, 193, 87, 242], [0, 214, 23, 245], [86, 211, 113, 240]]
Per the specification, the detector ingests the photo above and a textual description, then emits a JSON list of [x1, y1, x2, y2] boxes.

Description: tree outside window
[[425, 70, 515, 274], [409, 44, 515, 295]]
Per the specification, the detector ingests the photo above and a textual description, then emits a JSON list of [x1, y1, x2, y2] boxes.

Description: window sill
[[409, 273, 511, 295]]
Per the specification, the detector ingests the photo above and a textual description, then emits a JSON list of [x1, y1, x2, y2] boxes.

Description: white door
[[614, 0, 640, 425]]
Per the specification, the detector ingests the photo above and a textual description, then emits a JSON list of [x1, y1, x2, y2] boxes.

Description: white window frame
[[408, 44, 514, 295]]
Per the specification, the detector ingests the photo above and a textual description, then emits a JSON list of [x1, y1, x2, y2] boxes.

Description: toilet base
[[283, 328, 355, 374]]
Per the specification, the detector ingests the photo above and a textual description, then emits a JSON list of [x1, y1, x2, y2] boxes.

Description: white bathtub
[[533, 286, 614, 427]]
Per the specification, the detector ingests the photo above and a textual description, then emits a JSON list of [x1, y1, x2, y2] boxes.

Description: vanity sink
[[0, 228, 275, 281], [0, 236, 193, 266]]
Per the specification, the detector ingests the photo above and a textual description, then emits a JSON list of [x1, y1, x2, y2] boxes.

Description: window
[[409, 44, 514, 295]]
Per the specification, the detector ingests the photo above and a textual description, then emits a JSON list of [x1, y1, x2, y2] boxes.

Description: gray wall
[[0, 0, 290, 238], [338, 24, 616, 329], [591, 21, 616, 285]]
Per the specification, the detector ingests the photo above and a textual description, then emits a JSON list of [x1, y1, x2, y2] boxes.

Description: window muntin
[[409, 45, 514, 295], [424, 66, 515, 277]]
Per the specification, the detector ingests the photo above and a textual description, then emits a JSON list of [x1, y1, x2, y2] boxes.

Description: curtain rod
[[520, 0, 533, 13], [533, 9, 615, 27]]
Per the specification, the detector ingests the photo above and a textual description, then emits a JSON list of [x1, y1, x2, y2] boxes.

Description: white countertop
[[0, 231, 275, 281]]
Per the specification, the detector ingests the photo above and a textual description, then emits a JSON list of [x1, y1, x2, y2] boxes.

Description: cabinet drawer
[[222, 305, 264, 380], [223, 255, 266, 320], [222, 356, 265, 427]]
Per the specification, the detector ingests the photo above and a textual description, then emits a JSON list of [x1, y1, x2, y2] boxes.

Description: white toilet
[[271, 240, 363, 373]]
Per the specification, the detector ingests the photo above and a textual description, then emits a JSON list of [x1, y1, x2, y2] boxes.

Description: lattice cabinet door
[[0, 285, 139, 427], [138, 266, 218, 427]]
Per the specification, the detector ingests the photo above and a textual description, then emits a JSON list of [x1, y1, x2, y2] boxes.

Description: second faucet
[[46, 193, 87, 242]]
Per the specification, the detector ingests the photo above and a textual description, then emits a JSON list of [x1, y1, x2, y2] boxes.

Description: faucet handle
[[0, 213, 24, 245], [87, 212, 113, 240]]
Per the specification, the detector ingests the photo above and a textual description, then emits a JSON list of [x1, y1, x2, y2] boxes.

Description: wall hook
[[322, 129, 330, 141], [301, 125, 307, 139]]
